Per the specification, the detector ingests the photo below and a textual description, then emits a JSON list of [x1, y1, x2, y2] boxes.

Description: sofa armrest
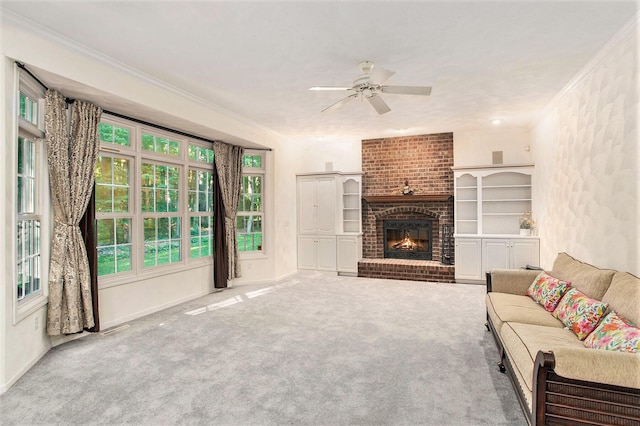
[[533, 348, 640, 426], [550, 347, 640, 389], [489, 269, 541, 295]]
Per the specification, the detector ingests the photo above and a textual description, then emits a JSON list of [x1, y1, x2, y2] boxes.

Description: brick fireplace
[[358, 133, 455, 283]]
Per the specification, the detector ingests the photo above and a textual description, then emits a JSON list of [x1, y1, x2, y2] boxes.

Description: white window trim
[[238, 150, 267, 259], [96, 116, 215, 289], [13, 65, 49, 324]]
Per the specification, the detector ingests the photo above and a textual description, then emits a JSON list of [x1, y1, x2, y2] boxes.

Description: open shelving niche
[[342, 177, 361, 234], [453, 165, 533, 236]]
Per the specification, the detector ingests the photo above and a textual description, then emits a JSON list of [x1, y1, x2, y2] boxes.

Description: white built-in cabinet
[[452, 165, 540, 283], [454, 238, 482, 281], [297, 172, 362, 275], [482, 238, 540, 274], [336, 235, 362, 275]]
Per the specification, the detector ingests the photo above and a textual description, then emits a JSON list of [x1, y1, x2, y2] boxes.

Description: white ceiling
[[2, 1, 638, 146]]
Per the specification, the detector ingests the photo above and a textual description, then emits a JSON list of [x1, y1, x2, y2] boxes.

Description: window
[[237, 152, 264, 253], [188, 144, 214, 260], [15, 67, 47, 320], [141, 162, 182, 267], [17, 135, 41, 301], [95, 118, 216, 284], [95, 154, 133, 276], [188, 170, 214, 259]]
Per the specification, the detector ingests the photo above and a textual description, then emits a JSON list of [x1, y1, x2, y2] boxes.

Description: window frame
[[96, 116, 216, 289], [95, 151, 137, 279], [13, 65, 49, 324], [237, 150, 266, 258]]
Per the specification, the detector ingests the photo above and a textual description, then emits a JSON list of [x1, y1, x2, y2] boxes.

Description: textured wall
[[532, 20, 638, 274]]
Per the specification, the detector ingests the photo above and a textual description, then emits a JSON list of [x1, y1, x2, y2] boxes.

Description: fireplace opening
[[383, 219, 432, 260]]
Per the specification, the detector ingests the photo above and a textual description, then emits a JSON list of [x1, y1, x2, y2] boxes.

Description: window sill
[[98, 258, 213, 290], [239, 252, 268, 261]]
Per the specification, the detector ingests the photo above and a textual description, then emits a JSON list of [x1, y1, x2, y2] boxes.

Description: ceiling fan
[[309, 61, 432, 115]]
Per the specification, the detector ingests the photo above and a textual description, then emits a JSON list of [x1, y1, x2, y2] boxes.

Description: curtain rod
[[16, 62, 272, 151]]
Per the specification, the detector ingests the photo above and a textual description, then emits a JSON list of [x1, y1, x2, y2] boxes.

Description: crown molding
[[541, 12, 639, 115], [1, 8, 289, 143]]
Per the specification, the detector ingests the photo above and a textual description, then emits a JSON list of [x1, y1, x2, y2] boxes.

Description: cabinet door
[[297, 235, 317, 270], [482, 239, 510, 274], [337, 235, 361, 274], [298, 178, 317, 234], [455, 238, 482, 281], [315, 177, 337, 234], [511, 239, 540, 269], [316, 236, 337, 271]]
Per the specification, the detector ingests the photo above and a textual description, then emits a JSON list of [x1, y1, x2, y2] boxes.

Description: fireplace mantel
[[363, 194, 453, 203]]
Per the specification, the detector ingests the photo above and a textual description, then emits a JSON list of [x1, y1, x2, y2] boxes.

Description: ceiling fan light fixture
[[359, 60, 374, 74]]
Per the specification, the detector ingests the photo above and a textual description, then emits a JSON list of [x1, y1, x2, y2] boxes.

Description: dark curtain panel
[[213, 161, 229, 289], [79, 186, 99, 332]]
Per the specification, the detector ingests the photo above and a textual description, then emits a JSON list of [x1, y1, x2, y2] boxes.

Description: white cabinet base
[[456, 236, 540, 284], [297, 236, 337, 271], [337, 235, 362, 276], [455, 238, 483, 282]]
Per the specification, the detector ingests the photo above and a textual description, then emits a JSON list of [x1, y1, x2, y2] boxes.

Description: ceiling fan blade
[[381, 85, 432, 96], [368, 94, 391, 115], [309, 86, 352, 91], [370, 67, 395, 84], [321, 93, 358, 113]]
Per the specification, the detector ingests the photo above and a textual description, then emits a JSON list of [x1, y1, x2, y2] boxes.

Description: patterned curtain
[[45, 90, 102, 336], [213, 161, 228, 288], [213, 141, 244, 280]]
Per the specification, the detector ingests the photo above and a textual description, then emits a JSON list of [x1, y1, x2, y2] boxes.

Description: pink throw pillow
[[526, 272, 571, 312], [584, 311, 640, 353], [552, 288, 608, 340]]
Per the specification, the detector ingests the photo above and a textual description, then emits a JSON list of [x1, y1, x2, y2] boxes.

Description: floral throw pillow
[[552, 288, 608, 340], [525, 272, 572, 312], [584, 311, 640, 353]]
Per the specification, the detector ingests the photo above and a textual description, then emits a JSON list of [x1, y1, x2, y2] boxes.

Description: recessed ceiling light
[[492, 119, 502, 125], [389, 128, 416, 134]]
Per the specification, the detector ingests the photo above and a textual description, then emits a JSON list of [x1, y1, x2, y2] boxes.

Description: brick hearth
[[359, 132, 455, 283], [358, 259, 455, 283]]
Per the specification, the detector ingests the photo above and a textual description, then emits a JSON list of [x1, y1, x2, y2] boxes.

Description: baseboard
[[50, 331, 92, 348], [230, 270, 299, 287], [99, 290, 210, 331], [0, 345, 51, 395]]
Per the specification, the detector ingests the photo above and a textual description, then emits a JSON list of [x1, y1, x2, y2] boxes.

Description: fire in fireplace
[[383, 219, 432, 260]]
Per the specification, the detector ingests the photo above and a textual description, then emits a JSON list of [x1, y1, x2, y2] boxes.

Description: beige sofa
[[486, 252, 640, 426]]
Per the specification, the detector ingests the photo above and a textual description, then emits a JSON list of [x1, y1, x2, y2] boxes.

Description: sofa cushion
[[602, 272, 640, 325], [525, 271, 572, 312], [487, 293, 564, 334], [550, 252, 615, 300], [500, 322, 584, 393], [583, 311, 640, 353], [552, 288, 608, 340]]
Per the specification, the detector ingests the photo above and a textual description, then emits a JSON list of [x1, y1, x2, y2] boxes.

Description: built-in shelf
[[453, 166, 534, 235]]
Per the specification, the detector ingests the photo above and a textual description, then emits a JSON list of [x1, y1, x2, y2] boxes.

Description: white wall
[[0, 57, 52, 394], [532, 17, 638, 273], [297, 137, 363, 174], [454, 127, 533, 167], [0, 13, 300, 392]]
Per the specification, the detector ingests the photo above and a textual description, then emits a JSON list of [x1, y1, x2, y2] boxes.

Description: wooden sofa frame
[[486, 274, 640, 426]]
